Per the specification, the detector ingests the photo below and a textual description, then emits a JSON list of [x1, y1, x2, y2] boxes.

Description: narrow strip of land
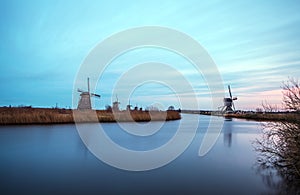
[[181, 110, 299, 122], [0, 107, 181, 125]]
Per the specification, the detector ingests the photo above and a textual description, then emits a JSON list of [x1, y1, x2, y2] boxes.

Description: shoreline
[[0, 107, 181, 125], [181, 110, 299, 123], [221, 113, 299, 122]]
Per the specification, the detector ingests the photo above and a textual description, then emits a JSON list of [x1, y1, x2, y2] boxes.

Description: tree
[[255, 107, 263, 113], [105, 105, 112, 112], [282, 78, 300, 112], [255, 77, 300, 193], [168, 106, 175, 111], [262, 100, 279, 112]]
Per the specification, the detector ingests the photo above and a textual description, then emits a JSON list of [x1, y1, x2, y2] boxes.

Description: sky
[[0, 0, 300, 110]]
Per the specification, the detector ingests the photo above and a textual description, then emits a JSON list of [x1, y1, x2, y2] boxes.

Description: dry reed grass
[[0, 107, 181, 125]]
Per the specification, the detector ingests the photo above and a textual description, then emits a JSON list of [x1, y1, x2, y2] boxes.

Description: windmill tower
[[112, 95, 120, 112], [126, 99, 132, 111], [221, 85, 237, 113], [77, 78, 100, 110]]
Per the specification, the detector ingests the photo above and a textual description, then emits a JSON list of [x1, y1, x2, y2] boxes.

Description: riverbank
[[182, 110, 299, 122], [200, 112, 300, 122], [223, 112, 299, 122], [0, 107, 181, 125]]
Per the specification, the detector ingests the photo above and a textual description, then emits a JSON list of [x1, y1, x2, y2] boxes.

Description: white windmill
[[221, 85, 237, 114], [77, 78, 101, 110]]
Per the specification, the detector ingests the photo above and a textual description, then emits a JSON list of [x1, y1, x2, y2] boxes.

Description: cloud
[[1, 1, 300, 110]]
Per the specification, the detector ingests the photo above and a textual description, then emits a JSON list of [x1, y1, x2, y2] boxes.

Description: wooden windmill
[[221, 85, 237, 113], [77, 78, 100, 109]]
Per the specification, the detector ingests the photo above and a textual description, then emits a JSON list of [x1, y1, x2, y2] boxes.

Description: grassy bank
[[223, 112, 299, 122], [0, 107, 181, 125], [182, 109, 299, 122]]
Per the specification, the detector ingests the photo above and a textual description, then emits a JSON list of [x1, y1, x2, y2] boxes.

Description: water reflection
[[76, 132, 90, 159], [0, 115, 278, 194], [223, 117, 232, 147]]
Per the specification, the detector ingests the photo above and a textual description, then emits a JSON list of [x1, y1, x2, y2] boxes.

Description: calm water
[[0, 114, 278, 194]]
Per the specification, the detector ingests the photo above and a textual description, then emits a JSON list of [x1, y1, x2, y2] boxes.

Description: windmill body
[[223, 98, 233, 112], [112, 95, 120, 112], [221, 85, 237, 113], [78, 92, 92, 109], [77, 78, 100, 110]]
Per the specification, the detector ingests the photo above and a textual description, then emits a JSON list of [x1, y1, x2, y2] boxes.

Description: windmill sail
[[228, 85, 232, 99]]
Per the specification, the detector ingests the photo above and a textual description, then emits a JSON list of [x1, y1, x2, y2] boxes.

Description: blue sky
[[0, 0, 300, 110]]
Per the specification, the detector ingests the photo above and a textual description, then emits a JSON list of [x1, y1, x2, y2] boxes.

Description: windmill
[[126, 99, 132, 111], [77, 78, 100, 110], [221, 85, 237, 114], [112, 95, 120, 112]]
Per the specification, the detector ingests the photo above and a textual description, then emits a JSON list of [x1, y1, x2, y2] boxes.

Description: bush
[[255, 78, 300, 193]]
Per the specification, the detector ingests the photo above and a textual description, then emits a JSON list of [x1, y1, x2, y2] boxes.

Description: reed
[[0, 107, 73, 125], [0, 107, 181, 125]]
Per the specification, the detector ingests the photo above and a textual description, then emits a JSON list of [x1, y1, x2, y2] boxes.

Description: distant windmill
[[77, 78, 100, 110], [126, 99, 132, 111], [112, 95, 120, 112], [221, 85, 237, 113]]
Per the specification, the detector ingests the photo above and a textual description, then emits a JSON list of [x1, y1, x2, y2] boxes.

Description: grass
[[0, 107, 73, 125], [189, 109, 300, 122], [223, 112, 300, 122], [0, 107, 181, 125]]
